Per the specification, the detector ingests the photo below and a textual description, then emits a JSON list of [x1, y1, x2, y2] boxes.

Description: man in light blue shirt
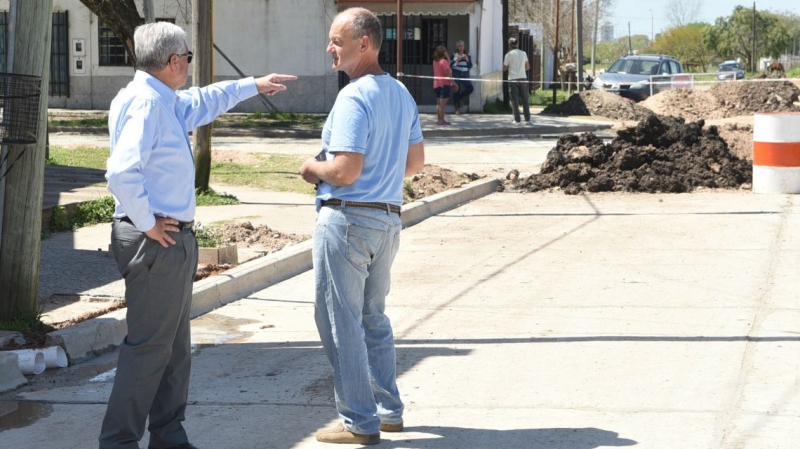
[[101, 22, 295, 449], [299, 7, 424, 445]]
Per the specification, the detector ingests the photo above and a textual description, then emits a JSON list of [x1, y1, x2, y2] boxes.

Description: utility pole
[[552, 0, 560, 104], [502, 0, 509, 108], [396, 0, 403, 76], [192, 0, 213, 192], [576, 0, 584, 89], [752, 3, 756, 72], [0, 0, 53, 320], [143, 0, 155, 23], [591, 0, 600, 77]]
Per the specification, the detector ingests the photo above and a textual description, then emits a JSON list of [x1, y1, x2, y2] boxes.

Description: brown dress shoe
[[380, 421, 404, 432], [315, 422, 380, 445]]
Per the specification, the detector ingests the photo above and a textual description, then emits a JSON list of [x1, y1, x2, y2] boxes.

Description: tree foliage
[[651, 23, 714, 71], [595, 35, 651, 64], [79, 0, 143, 66], [664, 0, 703, 28], [703, 5, 793, 71], [508, 0, 614, 57]]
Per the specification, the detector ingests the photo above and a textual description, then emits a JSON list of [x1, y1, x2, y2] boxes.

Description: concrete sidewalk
[[5, 113, 574, 390], [3, 189, 799, 448]]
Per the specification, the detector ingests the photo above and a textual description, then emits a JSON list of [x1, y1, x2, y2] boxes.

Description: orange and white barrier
[[753, 113, 800, 194]]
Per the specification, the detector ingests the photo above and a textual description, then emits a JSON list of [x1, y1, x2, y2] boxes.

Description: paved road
[[4, 189, 800, 448]]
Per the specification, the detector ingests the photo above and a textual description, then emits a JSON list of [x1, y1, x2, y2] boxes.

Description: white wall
[[36, 0, 337, 111], [478, 0, 504, 104], [5, 0, 503, 112]]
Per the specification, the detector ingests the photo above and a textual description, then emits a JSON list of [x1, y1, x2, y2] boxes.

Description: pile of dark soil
[[509, 115, 752, 194], [541, 90, 655, 121]]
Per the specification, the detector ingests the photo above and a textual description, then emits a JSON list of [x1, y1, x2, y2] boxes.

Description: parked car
[[717, 60, 745, 80], [591, 54, 684, 101]]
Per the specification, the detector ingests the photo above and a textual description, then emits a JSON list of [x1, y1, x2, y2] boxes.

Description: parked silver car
[[591, 54, 684, 101], [717, 60, 745, 80]]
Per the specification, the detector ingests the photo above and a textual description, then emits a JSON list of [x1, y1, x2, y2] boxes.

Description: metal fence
[[0, 73, 42, 145], [649, 72, 738, 97]]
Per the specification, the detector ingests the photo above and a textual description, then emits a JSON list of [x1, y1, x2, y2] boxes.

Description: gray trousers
[[99, 220, 198, 449], [509, 80, 531, 122]]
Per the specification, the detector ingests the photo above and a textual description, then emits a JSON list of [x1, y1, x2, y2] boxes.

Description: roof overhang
[[338, 1, 476, 16]]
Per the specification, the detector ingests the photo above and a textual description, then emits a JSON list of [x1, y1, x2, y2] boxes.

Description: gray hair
[[341, 7, 382, 50], [455, 40, 465, 47], [134, 22, 187, 73]]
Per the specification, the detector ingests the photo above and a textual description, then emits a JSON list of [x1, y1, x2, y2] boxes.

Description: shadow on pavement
[[381, 426, 637, 449]]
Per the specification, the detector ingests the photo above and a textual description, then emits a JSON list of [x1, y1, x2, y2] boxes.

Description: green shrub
[[193, 223, 228, 248], [196, 188, 239, 206], [49, 196, 116, 233]]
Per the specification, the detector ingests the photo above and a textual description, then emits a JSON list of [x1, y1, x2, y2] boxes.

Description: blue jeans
[[452, 71, 474, 106], [313, 204, 404, 435]]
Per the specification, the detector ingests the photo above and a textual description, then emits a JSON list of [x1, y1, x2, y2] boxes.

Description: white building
[[0, 0, 504, 113]]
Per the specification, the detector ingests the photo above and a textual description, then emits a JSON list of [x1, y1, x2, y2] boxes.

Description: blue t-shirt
[[316, 73, 423, 207]]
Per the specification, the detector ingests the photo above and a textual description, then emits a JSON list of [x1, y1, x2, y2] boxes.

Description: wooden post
[[143, 0, 155, 23], [502, 0, 509, 108], [396, 0, 403, 76], [0, 0, 53, 320], [192, 0, 214, 193], [552, 0, 560, 104], [576, 0, 584, 90]]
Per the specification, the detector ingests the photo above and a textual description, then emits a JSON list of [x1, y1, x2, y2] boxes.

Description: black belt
[[117, 216, 194, 230], [321, 199, 401, 216]]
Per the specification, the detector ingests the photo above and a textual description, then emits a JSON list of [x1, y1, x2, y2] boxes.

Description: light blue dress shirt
[[106, 71, 257, 232]]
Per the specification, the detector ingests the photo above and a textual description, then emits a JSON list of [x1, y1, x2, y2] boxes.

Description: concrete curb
[[0, 353, 28, 393], [35, 177, 501, 368], [49, 122, 612, 140], [191, 240, 314, 318], [45, 309, 128, 364]]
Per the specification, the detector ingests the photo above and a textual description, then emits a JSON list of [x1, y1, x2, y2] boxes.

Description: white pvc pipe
[[7, 349, 45, 375], [42, 346, 68, 369]]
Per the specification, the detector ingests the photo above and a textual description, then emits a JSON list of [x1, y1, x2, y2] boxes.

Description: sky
[[607, 0, 800, 40]]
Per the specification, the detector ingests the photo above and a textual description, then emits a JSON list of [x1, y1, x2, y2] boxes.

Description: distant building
[[601, 22, 614, 42]]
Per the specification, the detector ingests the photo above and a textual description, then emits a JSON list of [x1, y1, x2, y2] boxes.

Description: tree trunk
[[192, 0, 214, 193], [0, 0, 53, 320], [79, 0, 142, 68]]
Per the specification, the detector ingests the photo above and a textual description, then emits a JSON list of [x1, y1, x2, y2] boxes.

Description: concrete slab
[[4, 190, 800, 448], [40, 178, 500, 366], [0, 353, 27, 393]]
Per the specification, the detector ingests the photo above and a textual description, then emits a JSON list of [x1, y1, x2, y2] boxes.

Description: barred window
[[51, 11, 70, 97], [0, 11, 7, 73], [99, 18, 175, 66]]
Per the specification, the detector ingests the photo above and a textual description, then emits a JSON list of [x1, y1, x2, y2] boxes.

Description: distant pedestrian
[[450, 39, 474, 115], [101, 21, 295, 449], [432, 45, 456, 125], [299, 7, 424, 446], [503, 37, 531, 125]]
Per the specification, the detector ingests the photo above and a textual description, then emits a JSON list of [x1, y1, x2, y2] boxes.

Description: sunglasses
[[166, 51, 193, 65]]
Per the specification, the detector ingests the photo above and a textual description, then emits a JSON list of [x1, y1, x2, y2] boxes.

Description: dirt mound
[[507, 115, 752, 194], [640, 88, 721, 122], [542, 90, 655, 121], [642, 81, 800, 120], [210, 221, 309, 252], [710, 80, 800, 116], [405, 164, 482, 201]]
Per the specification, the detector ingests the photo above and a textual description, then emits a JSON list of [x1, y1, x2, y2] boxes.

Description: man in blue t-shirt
[[299, 7, 424, 446]]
